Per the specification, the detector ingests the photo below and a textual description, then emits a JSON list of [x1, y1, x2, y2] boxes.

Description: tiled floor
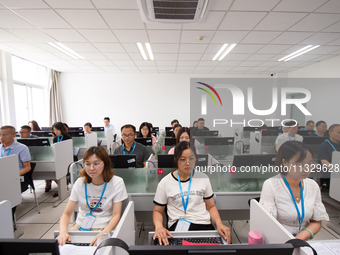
[[14, 181, 340, 244]]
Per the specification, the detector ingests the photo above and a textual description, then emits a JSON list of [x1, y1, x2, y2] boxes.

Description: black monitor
[[232, 154, 276, 167], [68, 131, 85, 137], [0, 239, 59, 255], [195, 130, 218, 137], [243, 127, 260, 131], [297, 130, 314, 136], [158, 154, 175, 168], [267, 126, 282, 131], [128, 243, 294, 255], [205, 137, 234, 146], [41, 127, 51, 131], [165, 138, 177, 146], [195, 154, 208, 167], [153, 127, 159, 132], [31, 131, 53, 137], [109, 155, 136, 168], [92, 127, 104, 131], [17, 138, 50, 147], [151, 131, 157, 137], [68, 127, 83, 131], [135, 137, 153, 146], [262, 130, 283, 136], [303, 136, 329, 145]]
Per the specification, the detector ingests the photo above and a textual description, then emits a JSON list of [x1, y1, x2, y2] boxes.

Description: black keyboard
[[152, 237, 223, 245], [66, 242, 90, 246]]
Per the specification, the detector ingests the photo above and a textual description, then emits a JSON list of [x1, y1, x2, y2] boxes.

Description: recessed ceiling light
[[278, 45, 320, 62], [137, 42, 154, 61], [212, 43, 237, 61], [48, 42, 84, 60]]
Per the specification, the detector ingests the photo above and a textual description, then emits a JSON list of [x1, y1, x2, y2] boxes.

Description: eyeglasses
[[83, 162, 103, 168], [19, 131, 29, 134], [0, 134, 10, 138], [178, 157, 196, 163], [122, 134, 134, 139]]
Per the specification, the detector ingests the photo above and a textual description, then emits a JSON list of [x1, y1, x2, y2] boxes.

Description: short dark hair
[[171, 119, 179, 125], [316, 120, 326, 127], [51, 122, 68, 136], [284, 121, 297, 127], [84, 122, 92, 128], [0, 125, 16, 134], [138, 122, 151, 137], [329, 124, 340, 133], [21, 125, 31, 131], [104, 117, 110, 121], [197, 118, 205, 122], [174, 141, 197, 168], [176, 127, 191, 144], [306, 120, 314, 126], [121, 124, 136, 133], [275, 141, 313, 175]]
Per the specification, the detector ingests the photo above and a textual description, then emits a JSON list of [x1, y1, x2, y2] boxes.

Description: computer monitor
[[109, 155, 136, 168], [204, 137, 234, 146], [266, 126, 282, 131], [232, 154, 276, 167], [0, 239, 59, 255], [17, 138, 50, 146], [164, 138, 177, 146], [153, 127, 159, 132], [158, 154, 175, 168], [68, 131, 85, 137], [128, 243, 294, 255], [165, 127, 173, 137], [135, 137, 153, 146], [195, 130, 218, 137], [41, 127, 51, 131], [31, 131, 52, 137], [68, 127, 83, 131], [195, 154, 208, 167], [303, 136, 329, 144], [243, 127, 260, 132], [261, 130, 283, 136], [92, 127, 104, 131], [297, 130, 314, 136]]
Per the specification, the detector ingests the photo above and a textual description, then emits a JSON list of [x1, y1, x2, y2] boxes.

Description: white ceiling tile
[[181, 30, 215, 43], [100, 10, 145, 29], [177, 61, 198, 67], [257, 44, 292, 54], [63, 42, 99, 52], [327, 37, 340, 45], [146, 23, 181, 30], [153, 53, 177, 60], [138, 66, 158, 71], [6, 42, 44, 52], [231, 44, 264, 54], [133, 60, 155, 66], [238, 61, 262, 67], [0, 0, 49, 8], [257, 61, 281, 67], [100, 66, 120, 72], [113, 30, 148, 42], [196, 61, 218, 67], [45, 29, 87, 42], [0, 10, 35, 28], [0, 29, 24, 42], [305, 45, 340, 54], [148, 30, 180, 43], [288, 14, 340, 32], [113, 60, 135, 66], [230, 0, 280, 11], [201, 53, 215, 61], [103, 52, 130, 60], [231, 66, 251, 71], [127, 52, 143, 60], [182, 12, 225, 30], [245, 54, 274, 61], [178, 54, 202, 61], [79, 29, 117, 42], [241, 31, 281, 44], [8, 29, 55, 42], [249, 67, 270, 72], [299, 33, 340, 45], [179, 44, 208, 53], [287, 54, 324, 61], [223, 53, 251, 61], [118, 64, 138, 70], [151, 43, 179, 53], [156, 61, 177, 66], [217, 60, 241, 66], [316, 0, 340, 13], [56, 10, 107, 29], [211, 31, 248, 43], [92, 0, 138, 9], [157, 66, 176, 71], [81, 52, 107, 60], [323, 21, 340, 32], [205, 44, 225, 53], [176, 66, 196, 70], [270, 31, 313, 44], [219, 12, 267, 30], [273, 0, 327, 12], [194, 66, 214, 72], [90, 60, 113, 66], [209, 0, 233, 11], [122, 43, 139, 52], [44, 0, 94, 9], [255, 13, 307, 31], [15, 10, 71, 29], [92, 42, 125, 52]]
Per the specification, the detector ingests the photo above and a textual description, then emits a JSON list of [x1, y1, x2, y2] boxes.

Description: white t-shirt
[[154, 171, 214, 228], [69, 176, 128, 228], [260, 175, 329, 236], [275, 133, 303, 151]]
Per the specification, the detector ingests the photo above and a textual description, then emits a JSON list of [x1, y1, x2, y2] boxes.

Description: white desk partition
[[249, 132, 261, 154], [33, 139, 73, 206], [330, 151, 340, 202], [0, 155, 22, 208], [86, 132, 97, 148], [0, 200, 14, 238], [106, 129, 114, 152]]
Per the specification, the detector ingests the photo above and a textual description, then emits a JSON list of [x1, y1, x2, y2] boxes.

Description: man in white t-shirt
[[275, 121, 303, 151], [103, 117, 115, 135]]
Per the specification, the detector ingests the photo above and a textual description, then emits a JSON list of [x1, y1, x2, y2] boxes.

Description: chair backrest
[[23, 162, 36, 191]]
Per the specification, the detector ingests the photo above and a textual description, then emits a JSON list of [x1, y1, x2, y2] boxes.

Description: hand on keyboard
[[152, 237, 224, 246], [153, 227, 173, 245], [217, 223, 231, 244], [65, 242, 90, 246], [58, 232, 71, 246]]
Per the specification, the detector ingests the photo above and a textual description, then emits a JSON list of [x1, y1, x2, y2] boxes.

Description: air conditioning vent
[[138, 0, 210, 23]]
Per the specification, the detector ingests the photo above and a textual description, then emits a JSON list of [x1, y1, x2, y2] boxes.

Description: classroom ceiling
[[0, 0, 340, 74]]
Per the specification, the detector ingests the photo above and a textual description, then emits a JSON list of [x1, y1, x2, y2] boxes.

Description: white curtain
[[49, 70, 63, 126]]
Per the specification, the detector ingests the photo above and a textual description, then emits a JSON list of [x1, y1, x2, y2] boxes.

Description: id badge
[[175, 218, 191, 232], [79, 213, 96, 231]]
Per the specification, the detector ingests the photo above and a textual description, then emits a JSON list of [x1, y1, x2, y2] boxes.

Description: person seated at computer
[[58, 146, 128, 246], [171, 119, 179, 128], [168, 127, 191, 155], [113, 124, 150, 168], [259, 124, 268, 134], [196, 118, 209, 131], [275, 121, 303, 152], [192, 120, 198, 128], [19, 125, 38, 138], [171, 124, 182, 139], [28, 120, 41, 131], [153, 141, 230, 245], [137, 122, 156, 145], [314, 121, 328, 137], [84, 122, 93, 136], [104, 117, 115, 134], [260, 141, 329, 240], [304, 120, 315, 131], [318, 124, 340, 189]]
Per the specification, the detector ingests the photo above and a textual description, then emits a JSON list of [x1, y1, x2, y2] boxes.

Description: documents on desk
[[59, 244, 97, 255], [309, 241, 340, 255]]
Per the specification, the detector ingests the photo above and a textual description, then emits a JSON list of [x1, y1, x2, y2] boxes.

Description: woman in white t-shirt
[[58, 146, 128, 246], [260, 141, 329, 240], [153, 141, 230, 245]]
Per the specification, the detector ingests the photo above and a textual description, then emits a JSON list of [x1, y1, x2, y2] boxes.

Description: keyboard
[[152, 237, 223, 245], [66, 242, 90, 246]]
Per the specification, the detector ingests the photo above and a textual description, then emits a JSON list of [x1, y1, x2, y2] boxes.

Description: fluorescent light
[[212, 43, 237, 61], [278, 45, 320, 62], [48, 42, 84, 60], [137, 42, 154, 61]]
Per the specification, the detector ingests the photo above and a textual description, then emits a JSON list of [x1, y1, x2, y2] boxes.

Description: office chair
[[23, 163, 40, 214]]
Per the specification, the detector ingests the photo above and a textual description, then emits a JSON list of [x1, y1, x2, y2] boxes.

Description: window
[[12, 56, 48, 129]]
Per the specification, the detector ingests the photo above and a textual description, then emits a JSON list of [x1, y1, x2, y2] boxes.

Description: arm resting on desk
[[58, 200, 78, 246], [321, 159, 332, 169], [205, 198, 231, 243], [295, 220, 321, 241], [19, 161, 31, 176], [153, 204, 173, 245]]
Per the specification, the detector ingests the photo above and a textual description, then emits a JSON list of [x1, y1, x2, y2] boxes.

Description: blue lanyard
[[177, 170, 193, 214], [85, 182, 107, 214], [122, 142, 136, 155], [57, 136, 64, 142], [1, 148, 12, 157], [29, 134, 31, 138], [287, 133, 296, 141], [283, 176, 305, 232], [327, 140, 337, 152]]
